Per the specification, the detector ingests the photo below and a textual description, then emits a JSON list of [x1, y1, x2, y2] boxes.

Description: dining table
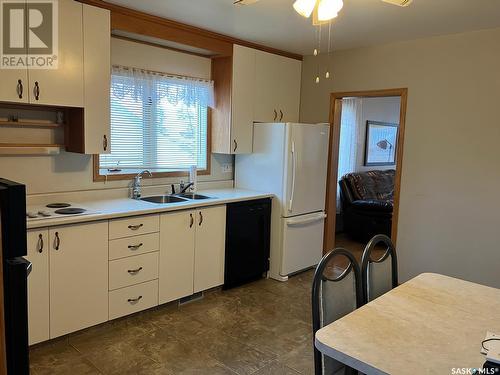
[[315, 273, 500, 374]]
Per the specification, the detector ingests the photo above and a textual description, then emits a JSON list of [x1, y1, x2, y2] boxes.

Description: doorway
[[323, 88, 408, 258]]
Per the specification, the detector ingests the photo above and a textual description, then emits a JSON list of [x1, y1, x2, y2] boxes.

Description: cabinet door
[[49, 222, 108, 338], [159, 211, 195, 304], [82, 4, 111, 154], [278, 58, 302, 123], [254, 50, 281, 123], [0, 0, 29, 103], [194, 206, 226, 293], [231, 45, 255, 154], [26, 229, 49, 345], [28, 0, 83, 107]]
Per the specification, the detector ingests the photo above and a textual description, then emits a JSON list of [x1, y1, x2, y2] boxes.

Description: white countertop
[[27, 188, 273, 229]]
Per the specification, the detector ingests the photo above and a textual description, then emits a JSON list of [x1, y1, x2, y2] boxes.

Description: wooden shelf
[[0, 121, 63, 128], [0, 144, 63, 155]]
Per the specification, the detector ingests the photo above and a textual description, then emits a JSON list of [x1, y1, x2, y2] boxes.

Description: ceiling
[[107, 0, 500, 55]]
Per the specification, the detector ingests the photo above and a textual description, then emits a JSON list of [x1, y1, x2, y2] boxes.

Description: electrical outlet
[[221, 163, 233, 173]]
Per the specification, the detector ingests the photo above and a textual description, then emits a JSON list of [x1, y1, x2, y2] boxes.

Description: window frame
[[93, 109, 212, 182]]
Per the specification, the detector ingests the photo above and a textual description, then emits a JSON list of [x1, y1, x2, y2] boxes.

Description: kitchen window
[[95, 65, 214, 181]]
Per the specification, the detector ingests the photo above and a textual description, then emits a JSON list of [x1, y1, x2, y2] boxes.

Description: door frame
[[323, 88, 408, 253]]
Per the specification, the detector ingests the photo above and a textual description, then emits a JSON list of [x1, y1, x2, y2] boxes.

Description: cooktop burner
[[54, 208, 87, 215], [46, 203, 71, 208]]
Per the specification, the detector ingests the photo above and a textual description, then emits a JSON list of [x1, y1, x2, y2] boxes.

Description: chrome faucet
[[179, 180, 194, 194], [131, 170, 152, 199]]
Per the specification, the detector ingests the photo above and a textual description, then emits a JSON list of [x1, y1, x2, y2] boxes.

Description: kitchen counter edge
[[27, 189, 274, 229]]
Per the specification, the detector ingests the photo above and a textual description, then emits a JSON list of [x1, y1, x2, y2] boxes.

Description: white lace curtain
[[111, 65, 215, 108], [337, 97, 363, 212]]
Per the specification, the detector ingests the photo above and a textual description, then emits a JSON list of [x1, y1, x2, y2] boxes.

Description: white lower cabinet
[[194, 206, 226, 293], [159, 210, 196, 304], [159, 206, 226, 303], [26, 229, 50, 345], [109, 252, 159, 291], [109, 280, 158, 320], [27, 204, 227, 344], [49, 222, 108, 338]]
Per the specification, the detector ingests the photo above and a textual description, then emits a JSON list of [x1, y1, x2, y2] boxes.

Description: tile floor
[[30, 270, 316, 375]]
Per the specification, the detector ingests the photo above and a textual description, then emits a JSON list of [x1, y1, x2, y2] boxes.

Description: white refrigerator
[[235, 122, 330, 281]]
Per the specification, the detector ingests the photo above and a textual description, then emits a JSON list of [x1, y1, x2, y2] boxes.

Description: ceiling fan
[[234, 0, 413, 24]]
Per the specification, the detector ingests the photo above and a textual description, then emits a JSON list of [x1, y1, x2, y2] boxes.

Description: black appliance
[[224, 198, 271, 289], [0, 178, 30, 374]]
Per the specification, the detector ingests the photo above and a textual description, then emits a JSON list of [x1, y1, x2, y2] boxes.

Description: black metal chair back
[[312, 248, 363, 375], [361, 234, 398, 303]]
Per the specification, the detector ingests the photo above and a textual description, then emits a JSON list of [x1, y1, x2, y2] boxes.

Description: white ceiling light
[[317, 0, 343, 22], [293, 0, 317, 18]]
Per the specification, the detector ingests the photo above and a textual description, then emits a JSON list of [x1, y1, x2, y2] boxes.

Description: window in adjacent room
[[95, 65, 214, 181]]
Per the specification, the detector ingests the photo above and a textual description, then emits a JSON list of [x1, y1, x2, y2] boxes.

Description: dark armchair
[[339, 170, 395, 242]]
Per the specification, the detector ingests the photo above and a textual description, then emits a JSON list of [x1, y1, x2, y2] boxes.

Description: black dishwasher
[[224, 198, 271, 289]]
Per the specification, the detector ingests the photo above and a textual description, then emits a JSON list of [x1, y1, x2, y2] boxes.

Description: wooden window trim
[[93, 109, 212, 182]]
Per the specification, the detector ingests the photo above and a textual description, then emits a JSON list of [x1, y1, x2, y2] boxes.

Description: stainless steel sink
[[177, 193, 212, 200], [140, 195, 187, 204]]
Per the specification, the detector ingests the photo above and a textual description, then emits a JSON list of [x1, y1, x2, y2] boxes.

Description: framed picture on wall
[[364, 121, 399, 166]]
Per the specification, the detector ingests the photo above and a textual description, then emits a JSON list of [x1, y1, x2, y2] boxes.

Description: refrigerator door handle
[[286, 213, 327, 227], [288, 141, 297, 212]]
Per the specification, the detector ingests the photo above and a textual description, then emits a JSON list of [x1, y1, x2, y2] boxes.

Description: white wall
[[355, 96, 400, 172], [300, 27, 500, 288], [0, 38, 233, 195]]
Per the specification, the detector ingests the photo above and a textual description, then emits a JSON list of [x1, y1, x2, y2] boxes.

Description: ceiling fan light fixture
[[293, 0, 317, 18], [317, 0, 343, 22]]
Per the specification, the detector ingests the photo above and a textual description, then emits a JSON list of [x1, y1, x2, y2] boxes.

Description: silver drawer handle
[[127, 267, 143, 274], [128, 224, 143, 230], [127, 296, 142, 304], [128, 243, 143, 250]]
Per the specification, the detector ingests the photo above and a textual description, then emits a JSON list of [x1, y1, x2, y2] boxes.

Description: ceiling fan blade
[[381, 0, 413, 6], [233, 0, 261, 5]]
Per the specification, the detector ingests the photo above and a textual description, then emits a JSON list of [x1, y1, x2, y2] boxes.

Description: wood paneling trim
[[211, 56, 233, 154], [323, 98, 342, 254], [324, 88, 408, 252], [77, 0, 303, 60], [111, 34, 211, 59]]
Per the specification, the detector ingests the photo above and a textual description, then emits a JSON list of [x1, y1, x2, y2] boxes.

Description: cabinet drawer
[[109, 214, 159, 239], [109, 280, 158, 320], [109, 233, 159, 260], [109, 252, 159, 290]]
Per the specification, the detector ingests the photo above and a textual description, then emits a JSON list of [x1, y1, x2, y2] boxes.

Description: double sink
[[140, 193, 212, 204]]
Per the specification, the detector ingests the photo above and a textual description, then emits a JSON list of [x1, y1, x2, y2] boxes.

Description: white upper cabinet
[[0, 0, 28, 103], [230, 45, 256, 154], [278, 57, 302, 123], [26, 229, 50, 345], [254, 50, 302, 123], [28, 0, 84, 107], [212, 45, 302, 154], [82, 4, 111, 154], [254, 51, 282, 123]]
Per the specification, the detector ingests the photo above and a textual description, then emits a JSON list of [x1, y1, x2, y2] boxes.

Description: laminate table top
[[315, 273, 500, 375]]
